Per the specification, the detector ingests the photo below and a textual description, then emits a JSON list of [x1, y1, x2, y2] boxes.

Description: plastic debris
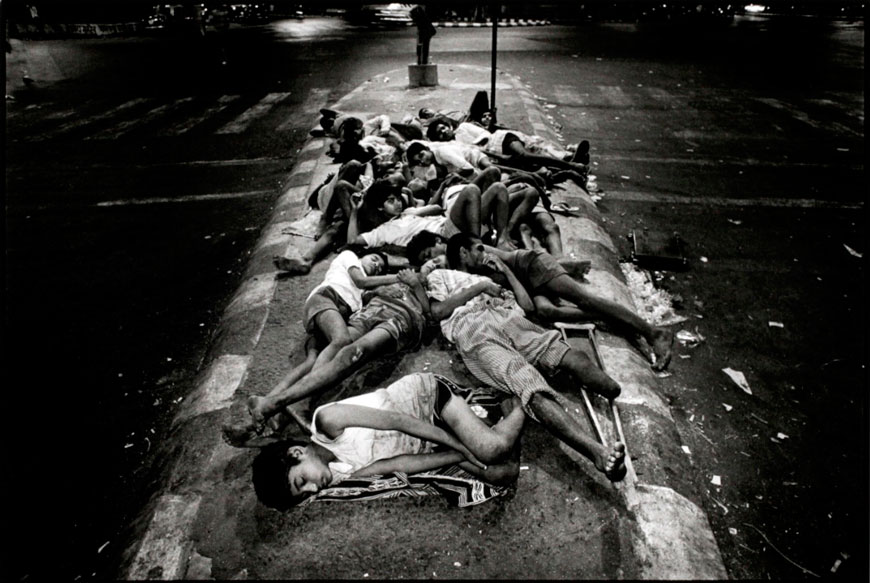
[[97, 541, 110, 553], [700, 256, 709, 263], [831, 559, 842, 573], [728, 527, 738, 535], [768, 321, 784, 328], [620, 175, 631, 180], [722, 368, 752, 395], [722, 403, 733, 412], [711, 475, 721, 486], [776, 432, 789, 440], [843, 244, 862, 258], [520, 466, 529, 471], [453, 562, 462, 567], [681, 445, 691, 454], [676, 330, 704, 347], [727, 219, 743, 225]]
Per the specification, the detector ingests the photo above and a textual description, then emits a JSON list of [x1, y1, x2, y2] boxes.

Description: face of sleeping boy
[[430, 121, 454, 141], [410, 148, 435, 167], [420, 254, 448, 278], [287, 445, 333, 497], [379, 193, 405, 217], [360, 253, 385, 276], [416, 241, 448, 265]]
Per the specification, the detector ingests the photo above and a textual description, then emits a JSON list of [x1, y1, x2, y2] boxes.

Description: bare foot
[[650, 327, 674, 371], [246, 395, 269, 430], [273, 256, 312, 275], [561, 259, 592, 279], [499, 395, 523, 417], [595, 442, 627, 482], [222, 421, 285, 448]]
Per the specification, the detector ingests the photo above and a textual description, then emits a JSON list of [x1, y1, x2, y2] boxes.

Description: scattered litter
[[699, 256, 708, 263], [770, 437, 781, 444], [620, 175, 631, 180], [544, 103, 556, 109], [744, 523, 820, 577], [681, 445, 691, 454], [656, 371, 673, 378], [831, 559, 842, 573], [686, 148, 694, 153], [676, 330, 705, 347], [722, 403, 733, 412], [453, 562, 462, 567], [97, 541, 110, 553], [679, 354, 691, 359], [776, 432, 789, 440], [783, 481, 798, 486], [520, 465, 529, 471], [571, 54, 579, 58], [620, 263, 685, 326], [124, 443, 134, 449], [740, 451, 751, 457], [836, 147, 850, 152], [750, 413, 769, 425], [768, 321, 784, 328], [843, 244, 862, 258], [204, 235, 212, 239], [727, 219, 743, 225], [729, 527, 738, 536], [383, 77, 389, 83], [722, 368, 752, 395], [711, 475, 721, 486]]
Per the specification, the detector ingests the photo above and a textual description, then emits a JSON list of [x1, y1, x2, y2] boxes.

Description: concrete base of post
[[408, 64, 438, 87]]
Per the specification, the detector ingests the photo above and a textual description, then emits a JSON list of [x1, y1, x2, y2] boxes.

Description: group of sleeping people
[[224, 93, 675, 509]]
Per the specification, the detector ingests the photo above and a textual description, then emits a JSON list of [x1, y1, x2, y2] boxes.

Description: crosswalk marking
[[276, 88, 329, 131], [754, 97, 860, 136], [215, 92, 292, 134], [30, 97, 151, 141], [86, 97, 197, 140], [158, 95, 241, 136]]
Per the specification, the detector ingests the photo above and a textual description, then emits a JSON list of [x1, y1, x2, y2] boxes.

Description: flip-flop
[[550, 201, 581, 216]]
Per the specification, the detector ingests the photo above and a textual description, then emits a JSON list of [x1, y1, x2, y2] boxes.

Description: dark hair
[[405, 142, 431, 166], [361, 250, 390, 273], [364, 178, 405, 212], [446, 232, 479, 269], [468, 90, 490, 124], [406, 230, 447, 266], [251, 440, 308, 510], [426, 117, 451, 141]]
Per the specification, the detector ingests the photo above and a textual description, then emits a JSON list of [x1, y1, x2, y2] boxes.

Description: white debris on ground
[[620, 262, 687, 326]]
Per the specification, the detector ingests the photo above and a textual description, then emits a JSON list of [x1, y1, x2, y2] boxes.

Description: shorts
[[438, 216, 462, 239], [303, 287, 354, 333], [348, 296, 425, 353], [513, 249, 567, 292]]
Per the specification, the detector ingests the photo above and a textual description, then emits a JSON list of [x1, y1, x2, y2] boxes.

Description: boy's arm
[[317, 404, 484, 467], [346, 200, 369, 246], [348, 266, 399, 289], [429, 279, 501, 321], [352, 451, 465, 477], [479, 253, 535, 312], [397, 269, 431, 317], [402, 204, 443, 217]]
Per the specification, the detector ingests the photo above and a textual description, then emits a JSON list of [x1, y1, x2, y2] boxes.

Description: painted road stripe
[[598, 189, 863, 210], [86, 97, 196, 140], [215, 92, 292, 134], [598, 85, 633, 107], [95, 190, 274, 207], [127, 493, 202, 580], [174, 354, 252, 424], [277, 88, 330, 131], [30, 97, 150, 141], [158, 94, 241, 136], [599, 153, 863, 172], [756, 97, 861, 137]]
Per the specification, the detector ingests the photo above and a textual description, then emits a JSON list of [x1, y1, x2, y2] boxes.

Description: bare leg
[[518, 222, 535, 250], [247, 328, 396, 429], [546, 274, 674, 370], [448, 184, 483, 236], [440, 394, 526, 464], [507, 186, 540, 243], [529, 393, 626, 481], [478, 182, 515, 250], [557, 347, 622, 400], [274, 221, 346, 275], [505, 139, 588, 175], [531, 212, 563, 257]]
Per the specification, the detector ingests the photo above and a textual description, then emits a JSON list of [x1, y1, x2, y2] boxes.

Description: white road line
[[158, 94, 241, 136], [30, 97, 151, 141], [755, 97, 861, 137], [601, 190, 862, 209], [215, 92, 292, 134], [554, 84, 587, 107], [598, 153, 863, 171], [598, 85, 633, 107], [95, 190, 274, 207], [86, 97, 196, 140], [276, 87, 329, 131]]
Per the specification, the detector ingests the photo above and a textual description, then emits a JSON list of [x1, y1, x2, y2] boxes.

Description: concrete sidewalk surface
[[120, 64, 728, 580]]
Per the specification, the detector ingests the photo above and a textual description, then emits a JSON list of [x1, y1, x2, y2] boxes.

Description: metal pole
[[490, 2, 498, 126]]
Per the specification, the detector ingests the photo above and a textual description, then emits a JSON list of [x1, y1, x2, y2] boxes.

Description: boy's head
[[337, 116, 364, 143], [406, 230, 448, 266], [418, 107, 437, 120], [252, 440, 320, 510], [365, 178, 406, 217], [405, 141, 435, 168], [360, 251, 389, 275], [446, 232, 485, 270], [426, 117, 454, 142]]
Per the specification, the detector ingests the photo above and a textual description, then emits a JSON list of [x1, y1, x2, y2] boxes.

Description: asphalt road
[[4, 14, 865, 580]]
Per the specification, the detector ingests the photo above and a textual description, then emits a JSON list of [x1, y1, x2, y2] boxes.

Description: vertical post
[[490, 2, 498, 126]]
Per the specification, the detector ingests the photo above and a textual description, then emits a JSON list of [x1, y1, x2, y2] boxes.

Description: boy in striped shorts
[[424, 232, 627, 481]]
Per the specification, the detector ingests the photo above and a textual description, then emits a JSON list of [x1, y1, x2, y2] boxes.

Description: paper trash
[[722, 368, 752, 395]]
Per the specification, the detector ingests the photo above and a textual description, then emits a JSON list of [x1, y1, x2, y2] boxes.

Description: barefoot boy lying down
[[249, 372, 527, 508]]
